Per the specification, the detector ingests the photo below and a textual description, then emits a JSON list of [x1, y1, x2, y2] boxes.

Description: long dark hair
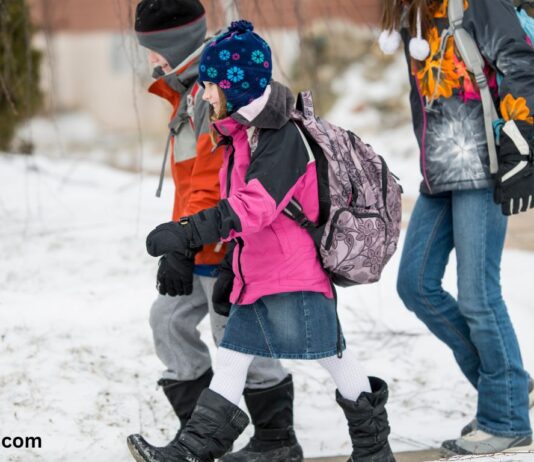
[[380, 0, 436, 38]]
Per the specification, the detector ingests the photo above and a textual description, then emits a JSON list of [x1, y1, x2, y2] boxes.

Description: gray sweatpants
[[149, 274, 288, 389]]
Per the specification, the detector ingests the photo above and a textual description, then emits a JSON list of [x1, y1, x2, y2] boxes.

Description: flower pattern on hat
[[227, 66, 244, 82], [219, 50, 231, 60], [198, 19, 272, 114], [251, 50, 264, 63]]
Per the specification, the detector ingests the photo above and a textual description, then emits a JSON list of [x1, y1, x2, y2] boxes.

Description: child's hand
[[146, 220, 195, 257], [156, 251, 196, 296], [494, 120, 534, 215]]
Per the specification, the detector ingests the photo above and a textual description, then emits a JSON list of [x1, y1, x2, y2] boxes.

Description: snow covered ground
[[1, 151, 533, 462], [1, 51, 533, 462]]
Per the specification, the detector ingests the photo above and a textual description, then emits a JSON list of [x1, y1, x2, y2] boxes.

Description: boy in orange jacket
[[130, 2, 303, 461]]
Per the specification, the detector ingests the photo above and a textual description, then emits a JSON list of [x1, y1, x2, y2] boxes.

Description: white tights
[[209, 347, 371, 406]]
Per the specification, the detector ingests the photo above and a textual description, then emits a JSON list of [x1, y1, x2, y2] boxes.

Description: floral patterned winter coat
[[402, 0, 534, 194]]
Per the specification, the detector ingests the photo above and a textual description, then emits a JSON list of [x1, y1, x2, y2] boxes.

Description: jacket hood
[[231, 81, 295, 130]]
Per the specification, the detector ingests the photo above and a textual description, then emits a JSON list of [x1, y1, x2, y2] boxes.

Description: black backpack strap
[[283, 199, 315, 229], [282, 121, 316, 227]]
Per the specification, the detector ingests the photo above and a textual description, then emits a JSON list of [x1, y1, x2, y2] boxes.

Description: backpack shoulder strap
[[156, 82, 199, 198], [283, 198, 315, 228], [448, 0, 465, 30], [282, 122, 316, 226], [293, 122, 315, 163], [296, 91, 316, 119], [448, 0, 500, 174]]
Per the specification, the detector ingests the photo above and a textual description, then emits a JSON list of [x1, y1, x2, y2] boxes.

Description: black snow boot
[[159, 368, 214, 428], [127, 367, 213, 460], [220, 374, 304, 462], [336, 377, 396, 462], [128, 368, 214, 456], [127, 389, 250, 462]]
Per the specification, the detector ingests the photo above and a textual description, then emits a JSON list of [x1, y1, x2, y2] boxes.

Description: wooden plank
[[306, 449, 443, 462], [394, 450, 443, 462], [306, 450, 534, 462]]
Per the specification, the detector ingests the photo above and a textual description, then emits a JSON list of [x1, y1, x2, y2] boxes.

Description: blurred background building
[[26, 0, 380, 132]]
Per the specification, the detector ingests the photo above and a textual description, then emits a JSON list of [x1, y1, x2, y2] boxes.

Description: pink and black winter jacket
[[205, 82, 333, 305]]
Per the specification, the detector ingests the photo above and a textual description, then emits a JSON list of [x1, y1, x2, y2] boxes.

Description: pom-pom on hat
[[135, 0, 207, 69], [408, 6, 430, 60], [198, 20, 272, 114], [378, 29, 402, 55], [377, 2, 429, 61]]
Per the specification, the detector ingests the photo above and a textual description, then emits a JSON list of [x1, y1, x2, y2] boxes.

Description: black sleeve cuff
[[189, 200, 242, 246]]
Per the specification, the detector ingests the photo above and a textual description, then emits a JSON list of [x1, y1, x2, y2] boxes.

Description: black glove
[[147, 218, 197, 258], [212, 245, 235, 317], [157, 252, 195, 297], [146, 207, 228, 257], [494, 120, 534, 216]]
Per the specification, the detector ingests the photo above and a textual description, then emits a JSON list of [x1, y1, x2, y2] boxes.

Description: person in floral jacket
[[380, 0, 534, 456]]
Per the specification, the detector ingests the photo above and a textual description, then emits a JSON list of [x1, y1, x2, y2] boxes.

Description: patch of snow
[[1, 154, 533, 461]]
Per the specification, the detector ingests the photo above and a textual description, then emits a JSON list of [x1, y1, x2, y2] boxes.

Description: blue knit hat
[[198, 20, 272, 114]]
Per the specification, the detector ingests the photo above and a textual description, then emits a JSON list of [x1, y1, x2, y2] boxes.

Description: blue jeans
[[397, 189, 531, 438]]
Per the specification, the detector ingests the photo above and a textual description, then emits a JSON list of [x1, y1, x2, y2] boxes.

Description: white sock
[[318, 348, 371, 401], [209, 347, 255, 405]]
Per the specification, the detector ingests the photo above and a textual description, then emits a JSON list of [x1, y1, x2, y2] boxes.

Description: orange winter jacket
[[148, 58, 225, 266]]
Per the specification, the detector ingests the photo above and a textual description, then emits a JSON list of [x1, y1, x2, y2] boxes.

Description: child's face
[[147, 50, 172, 74], [202, 82, 222, 116]]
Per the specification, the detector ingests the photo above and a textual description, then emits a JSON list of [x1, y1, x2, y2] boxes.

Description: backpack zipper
[[325, 208, 388, 252], [378, 155, 392, 222]]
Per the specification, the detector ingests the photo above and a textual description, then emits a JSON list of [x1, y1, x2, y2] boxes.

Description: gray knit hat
[[135, 0, 207, 69]]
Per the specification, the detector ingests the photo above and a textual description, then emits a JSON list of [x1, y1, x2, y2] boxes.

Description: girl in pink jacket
[[128, 20, 396, 462]]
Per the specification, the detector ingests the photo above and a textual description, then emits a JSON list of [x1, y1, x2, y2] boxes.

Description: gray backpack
[[284, 91, 403, 286], [444, 0, 500, 175]]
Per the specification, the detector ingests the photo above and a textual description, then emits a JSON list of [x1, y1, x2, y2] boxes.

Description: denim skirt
[[219, 291, 344, 359]]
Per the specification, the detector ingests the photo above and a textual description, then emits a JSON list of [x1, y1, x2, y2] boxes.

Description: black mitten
[[212, 245, 235, 317], [146, 207, 229, 257], [494, 120, 534, 216], [157, 251, 195, 297], [147, 219, 197, 257]]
